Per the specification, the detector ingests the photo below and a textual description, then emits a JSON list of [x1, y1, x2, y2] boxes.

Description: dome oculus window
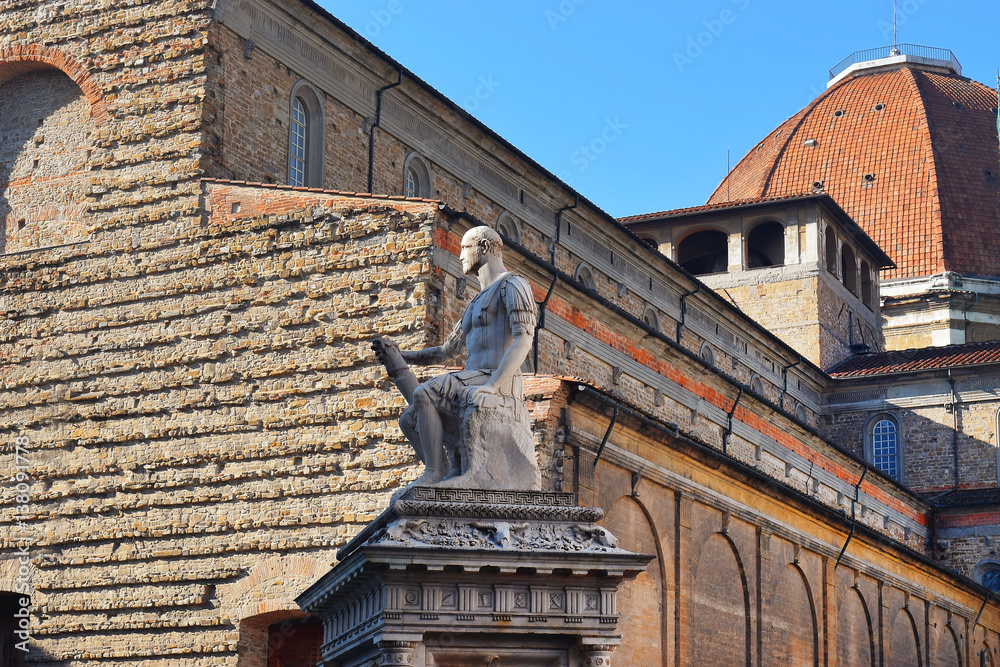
[[287, 81, 324, 188], [403, 152, 432, 198]]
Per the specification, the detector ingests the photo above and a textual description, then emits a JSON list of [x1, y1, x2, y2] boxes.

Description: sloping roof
[[707, 66, 1000, 280], [621, 192, 895, 269], [618, 193, 818, 224], [828, 340, 1000, 377]]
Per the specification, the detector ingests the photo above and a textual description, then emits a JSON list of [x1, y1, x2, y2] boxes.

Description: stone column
[[377, 639, 419, 665], [579, 641, 617, 667]]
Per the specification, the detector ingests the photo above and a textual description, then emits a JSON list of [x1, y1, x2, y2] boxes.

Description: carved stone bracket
[[377, 639, 418, 665], [580, 641, 618, 667]]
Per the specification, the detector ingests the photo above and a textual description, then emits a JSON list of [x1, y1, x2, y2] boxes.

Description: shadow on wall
[[0, 66, 95, 254]]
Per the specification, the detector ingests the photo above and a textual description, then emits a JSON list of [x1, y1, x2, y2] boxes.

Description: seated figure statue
[[372, 226, 542, 491]]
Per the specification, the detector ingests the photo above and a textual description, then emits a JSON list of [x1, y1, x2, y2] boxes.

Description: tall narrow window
[[841, 245, 858, 295], [289, 96, 308, 187], [870, 416, 899, 479], [287, 81, 324, 188], [825, 226, 838, 275]]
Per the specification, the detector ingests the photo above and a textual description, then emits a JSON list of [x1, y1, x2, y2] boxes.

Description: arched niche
[[836, 585, 876, 666], [0, 66, 95, 253], [763, 564, 818, 666], [688, 532, 751, 666], [602, 496, 663, 665], [887, 607, 922, 667]]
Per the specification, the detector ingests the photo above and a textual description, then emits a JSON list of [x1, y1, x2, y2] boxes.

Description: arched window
[[749, 374, 764, 395], [700, 342, 715, 367], [841, 244, 858, 295], [860, 260, 874, 309], [288, 81, 324, 188], [575, 263, 595, 290], [825, 226, 838, 276], [746, 221, 785, 268], [496, 211, 520, 244], [865, 414, 900, 481], [403, 152, 432, 198], [677, 230, 728, 275], [638, 235, 658, 250], [974, 562, 1000, 594], [642, 306, 659, 331], [795, 403, 808, 423]]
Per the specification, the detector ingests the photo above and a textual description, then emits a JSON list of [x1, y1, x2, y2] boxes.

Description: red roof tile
[[829, 340, 1000, 377], [707, 66, 1000, 280]]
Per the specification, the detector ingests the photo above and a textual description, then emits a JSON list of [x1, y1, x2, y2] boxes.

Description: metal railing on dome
[[829, 44, 961, 80]]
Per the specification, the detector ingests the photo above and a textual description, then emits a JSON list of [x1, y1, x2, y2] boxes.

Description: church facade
[[2, 1, 1000, 665]]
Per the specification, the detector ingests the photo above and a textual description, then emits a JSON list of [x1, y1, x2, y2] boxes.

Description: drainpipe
[[533, 276, 559, 372], [676, 285, 701, 343], [722, 388, 744, 455], [962, 291, 979, 341], [367, 70, 403, 194], [532, 197, 577, 373], [551, 196, 579, 265], [948, 370, 960, 492], [780, 356, 803, 410], [835, 465, 869, 570]]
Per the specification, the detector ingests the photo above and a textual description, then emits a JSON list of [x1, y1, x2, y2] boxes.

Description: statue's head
[[460, 226, 503, 275]]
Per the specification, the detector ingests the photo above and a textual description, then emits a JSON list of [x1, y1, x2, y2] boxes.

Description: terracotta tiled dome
[[709, 65, 1000, 280]]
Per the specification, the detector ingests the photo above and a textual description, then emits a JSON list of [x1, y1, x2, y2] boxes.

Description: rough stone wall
[[0, 186, 445, 665], [718, 277, 822, 367]]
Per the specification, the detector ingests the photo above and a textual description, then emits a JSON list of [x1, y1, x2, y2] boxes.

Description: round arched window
[[699, 342, 715, 367]]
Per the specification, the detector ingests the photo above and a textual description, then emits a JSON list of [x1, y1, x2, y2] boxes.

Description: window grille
[[289, 97, 308, 187]]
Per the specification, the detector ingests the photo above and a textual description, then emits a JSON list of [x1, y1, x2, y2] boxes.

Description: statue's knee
[[412, 385, 430, 408]]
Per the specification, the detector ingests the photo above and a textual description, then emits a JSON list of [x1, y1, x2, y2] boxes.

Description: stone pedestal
[[297, 488, 653, 667]]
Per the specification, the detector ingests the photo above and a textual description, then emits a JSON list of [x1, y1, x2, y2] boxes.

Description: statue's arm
[[400, 319, 465, 366]]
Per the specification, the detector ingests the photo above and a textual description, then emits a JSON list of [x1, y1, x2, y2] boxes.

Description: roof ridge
[[903, 67, 948, 275]]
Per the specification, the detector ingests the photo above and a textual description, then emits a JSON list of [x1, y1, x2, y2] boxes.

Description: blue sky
[[320, 1, 1000, 219]]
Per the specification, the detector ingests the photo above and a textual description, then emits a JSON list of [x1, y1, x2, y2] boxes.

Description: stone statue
[[372, 226, 542, 491]]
